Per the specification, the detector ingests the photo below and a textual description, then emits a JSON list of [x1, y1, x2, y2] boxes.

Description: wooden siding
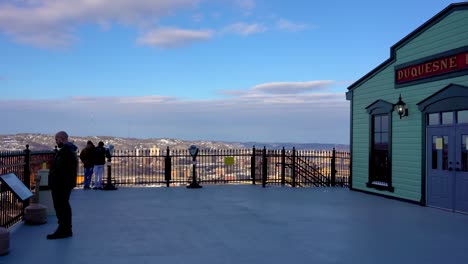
[[351, 9, 468, 202], [396, 10, 468, 63]]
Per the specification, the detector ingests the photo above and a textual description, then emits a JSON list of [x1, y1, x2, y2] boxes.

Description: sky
[[0, 0, 459, 144]]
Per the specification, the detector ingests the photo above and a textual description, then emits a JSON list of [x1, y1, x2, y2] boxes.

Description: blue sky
[[0, 0, 458, 144]]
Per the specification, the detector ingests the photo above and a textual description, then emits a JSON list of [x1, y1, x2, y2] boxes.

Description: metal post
[[251, 146, 256, 185], [102, 150, 117, 191], [281, 147, 286, 186], [165, 147, 171, 187], [187, 145, 202, 189], [23, 145, 31, 208], [331, 148, 336, 187], [262, 146, 267, 188], [292, 147, 296, 188]]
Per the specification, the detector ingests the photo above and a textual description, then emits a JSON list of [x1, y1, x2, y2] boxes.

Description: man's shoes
[[83, 186, 91, 190], [46, 230, 73, 240]]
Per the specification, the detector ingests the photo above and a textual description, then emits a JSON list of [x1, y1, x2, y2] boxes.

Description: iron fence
[[1, 145, 350, 228], [92, 147, 350, 188], [258, 147, 350, 187], [0, 146, 55, 228]]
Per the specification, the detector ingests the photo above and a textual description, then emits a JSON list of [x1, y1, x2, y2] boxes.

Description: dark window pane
[[371, 150, 389, 182], [374, 116, 381, 132], [381, 115, 388, 132], [381, 133, 388, 144], [432, 136, 438, 169], [374, 133, 381, 144], [458, 110, 468, 124], [370, 114, 390, 184], [442, 112, 453, 125], [442, 136, 449, 170], [375, 143, 388, 151], [428, 113, 439, 125], [462, 135, 468, 172]]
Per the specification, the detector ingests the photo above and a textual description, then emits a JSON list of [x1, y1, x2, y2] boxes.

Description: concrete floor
[[2, 185, 468, 264]]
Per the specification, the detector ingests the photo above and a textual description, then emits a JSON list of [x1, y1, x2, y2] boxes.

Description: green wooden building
[[346, 2, 468, 213]]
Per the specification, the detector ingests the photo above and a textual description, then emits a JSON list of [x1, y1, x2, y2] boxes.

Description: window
[[428, 113, 439, 125], [462, 135, 468, 172], [442, 111, 454, 125], [431, 136, 449, 170], [370, 114, 391, 186], [365, 100, 394, 192], [458, 110, 468, 124]]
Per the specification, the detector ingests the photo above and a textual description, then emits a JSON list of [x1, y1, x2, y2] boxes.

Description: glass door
[[427, 127, 455, 210], [454, 126, 468, 213]]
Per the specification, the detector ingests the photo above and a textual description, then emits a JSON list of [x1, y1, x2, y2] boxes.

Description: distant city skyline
[[0, 0, 457, 144], [0, 133, 350, 153]]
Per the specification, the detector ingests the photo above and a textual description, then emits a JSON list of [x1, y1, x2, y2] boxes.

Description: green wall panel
[[397, 10, 468, 63]]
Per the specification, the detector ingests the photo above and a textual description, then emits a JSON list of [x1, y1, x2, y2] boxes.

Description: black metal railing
[[92, 147, 350, 188], [1, 145, 350, 228], [0, 146, 55, 228], [255, 147, 349, 188]]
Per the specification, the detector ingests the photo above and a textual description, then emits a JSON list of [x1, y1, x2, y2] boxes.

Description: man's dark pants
[[51, 187, 73, 232]]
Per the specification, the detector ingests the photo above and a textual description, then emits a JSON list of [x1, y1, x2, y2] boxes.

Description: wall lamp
[[395, 94, 408, 119]]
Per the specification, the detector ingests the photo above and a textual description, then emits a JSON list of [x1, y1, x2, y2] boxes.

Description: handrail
[[1, 146, 350, 228], [284, 156, 329, 187]]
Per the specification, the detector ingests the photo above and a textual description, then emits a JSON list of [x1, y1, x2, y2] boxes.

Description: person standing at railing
[[47, 131, 78, 240], [79, 141, 95, 190], [93, 141, 110, 190]]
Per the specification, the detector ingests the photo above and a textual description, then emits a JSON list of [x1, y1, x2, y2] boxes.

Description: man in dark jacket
[[47, 131, 78, 239], [79, 141, 95, 189]]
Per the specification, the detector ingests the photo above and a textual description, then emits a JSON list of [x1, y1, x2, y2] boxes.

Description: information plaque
[[0, 173, 33, 201]]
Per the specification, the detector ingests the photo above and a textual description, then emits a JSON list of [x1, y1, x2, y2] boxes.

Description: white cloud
[[222, 22, 266, 36], [72, 95, 178, 104], [0, 0, 200, 47], [277, 19, 307, 32], [251, 81, 334, 94], [217, 80, 344, 106], [0, 87, 349, 143], [218, 90, 248, 97], [0, 0, 296, 48], [137, 28, 213, 48], [230, 92, 345, 106]]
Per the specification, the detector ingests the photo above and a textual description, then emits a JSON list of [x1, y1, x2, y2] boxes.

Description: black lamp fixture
[[395, 94, 408, 119]]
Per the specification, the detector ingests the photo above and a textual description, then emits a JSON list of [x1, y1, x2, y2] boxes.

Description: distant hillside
[[0, 133, 348, 151], [237, 142, 349, 151]]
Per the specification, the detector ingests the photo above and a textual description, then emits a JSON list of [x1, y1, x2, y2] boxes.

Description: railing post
[[102, 146, 117, 191], [331, 148, 336, 187], [292, 147, 296, 188], [164, 147, 171, 187], [251, 146, 256, 185], [23, 145, 31, 208], [261, 146, 267, 188], [281, 147, 285, 186]]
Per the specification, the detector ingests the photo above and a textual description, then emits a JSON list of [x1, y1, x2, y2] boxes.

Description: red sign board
[[396, 52, 468, 84]]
